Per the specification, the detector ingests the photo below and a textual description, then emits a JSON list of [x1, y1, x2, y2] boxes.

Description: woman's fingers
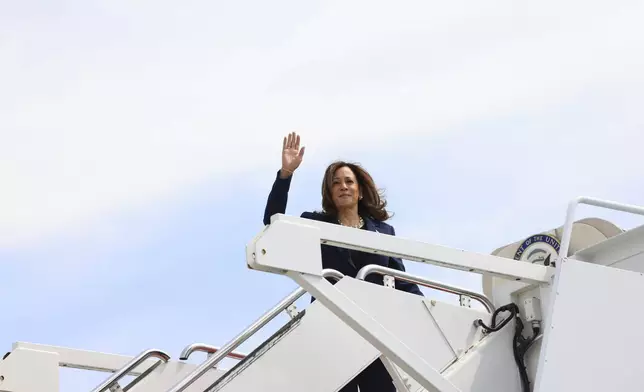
[[282, 132, 302, 152]]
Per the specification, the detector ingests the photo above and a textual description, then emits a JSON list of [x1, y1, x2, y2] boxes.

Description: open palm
[[282, 132, 305, 173]]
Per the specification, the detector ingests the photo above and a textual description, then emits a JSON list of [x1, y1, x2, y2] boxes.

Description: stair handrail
[[356, 264, 495, 313], [559, 196, 644, 259], [165, 268, 344, 392], [179, 343, 247, 361], [90, 349, 171, 392]]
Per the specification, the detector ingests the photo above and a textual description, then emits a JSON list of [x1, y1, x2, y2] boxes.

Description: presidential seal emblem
[[513, 234, 561, 266]]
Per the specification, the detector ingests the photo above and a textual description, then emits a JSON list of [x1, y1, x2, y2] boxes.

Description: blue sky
[[2, 1, 644, 390]]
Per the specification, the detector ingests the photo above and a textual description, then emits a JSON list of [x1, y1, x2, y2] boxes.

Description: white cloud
[[2, 0, 643, 246]]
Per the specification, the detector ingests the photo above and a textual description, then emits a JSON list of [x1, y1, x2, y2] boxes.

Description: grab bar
[[321, 268, 344, 282], [559, 196, 644, 259], [179, 343, 247, 361], [90, 349, 171, 392], [356, 264, 495, 313], [166, 268, 344, 392]]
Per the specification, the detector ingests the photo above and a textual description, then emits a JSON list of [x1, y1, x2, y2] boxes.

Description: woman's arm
[[263, 170, 293, 225], [262, 132, 305, 225]]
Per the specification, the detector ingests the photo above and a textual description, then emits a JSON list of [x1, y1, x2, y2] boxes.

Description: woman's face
[[331, 166, 361, 210]]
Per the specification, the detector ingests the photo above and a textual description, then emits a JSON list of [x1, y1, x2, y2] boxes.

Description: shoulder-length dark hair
[[320, 160, 391, 221]]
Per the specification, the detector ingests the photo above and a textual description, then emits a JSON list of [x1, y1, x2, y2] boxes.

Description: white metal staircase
[[2, 196, 644, 392], [200, 273, 505, 392]]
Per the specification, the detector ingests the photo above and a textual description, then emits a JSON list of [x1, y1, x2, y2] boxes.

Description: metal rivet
[[261, 249, 266, 255]]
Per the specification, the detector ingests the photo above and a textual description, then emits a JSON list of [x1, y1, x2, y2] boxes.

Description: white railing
[[90, 349, 170, 392], [257, 214, 552, 284], [179, 343, 246, 361], [559, 196, 644, 258], [356, 264, 495, 313], [166, 269, 344, 392]]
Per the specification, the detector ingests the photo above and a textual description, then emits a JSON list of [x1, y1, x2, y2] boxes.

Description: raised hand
[[280, 132, 305, 178]]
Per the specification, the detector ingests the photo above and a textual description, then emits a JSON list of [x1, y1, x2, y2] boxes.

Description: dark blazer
[[263, 170, 424, 296]]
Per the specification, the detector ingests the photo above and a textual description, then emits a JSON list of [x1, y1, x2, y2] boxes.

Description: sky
[[1, 0, 644, 390]]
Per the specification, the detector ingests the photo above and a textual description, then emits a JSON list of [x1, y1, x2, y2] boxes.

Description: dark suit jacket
[[263, 170, 424, 296]]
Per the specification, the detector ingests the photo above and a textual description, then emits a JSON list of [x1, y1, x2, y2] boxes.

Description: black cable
[[474, 304, 540, 392], [474, 303, 519, 332], [512, 317, 530, 392]]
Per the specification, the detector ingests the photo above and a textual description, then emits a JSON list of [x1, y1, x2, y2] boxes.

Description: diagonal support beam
[[288, 271, 462, 392]]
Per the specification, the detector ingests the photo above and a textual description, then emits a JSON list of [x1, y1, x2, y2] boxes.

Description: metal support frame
[[289, 272, 461, 392], [245, 214, 564, 392], [356, 264, 495, 313], [90, 349, 170, 392], [285, 303, 299, 319], [165, 269, 344, 392], [383, 275, 396, 288], [459, 295, 471, 308], [264, 214, 552, 284]]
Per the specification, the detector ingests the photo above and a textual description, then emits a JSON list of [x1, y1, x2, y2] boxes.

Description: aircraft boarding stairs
[[2, 196, 644, 392]]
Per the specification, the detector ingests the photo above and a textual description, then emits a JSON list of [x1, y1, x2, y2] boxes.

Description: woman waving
[[262, 132, 423, 392]]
